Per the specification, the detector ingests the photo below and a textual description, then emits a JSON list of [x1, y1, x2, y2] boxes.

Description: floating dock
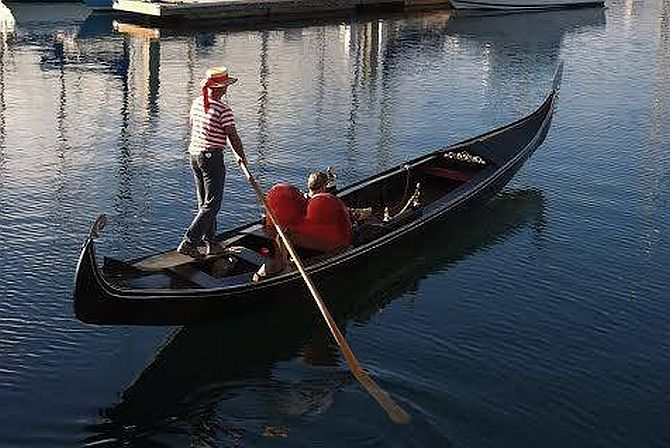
[[113, 0, 452, 21]]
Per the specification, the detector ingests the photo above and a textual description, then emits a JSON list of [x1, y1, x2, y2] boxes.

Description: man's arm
[[224, 125, 247, 164]]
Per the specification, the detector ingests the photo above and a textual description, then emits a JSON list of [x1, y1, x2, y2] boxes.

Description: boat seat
[[419, 166, 472, 182], [227, 246, 265, 266], [239, 223, 270, 238], [221, 223, 271, 247], [168, 265, 223, 289]]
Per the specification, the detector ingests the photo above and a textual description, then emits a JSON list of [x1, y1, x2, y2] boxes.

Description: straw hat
[[202, 66, 238, 89], [201, 66, 237, 111]]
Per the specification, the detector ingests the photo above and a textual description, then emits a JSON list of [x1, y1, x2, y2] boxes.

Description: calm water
[[0, 1, 669, 446]]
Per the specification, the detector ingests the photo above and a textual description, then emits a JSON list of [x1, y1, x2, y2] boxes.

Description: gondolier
[[178, 66, 247, 258]]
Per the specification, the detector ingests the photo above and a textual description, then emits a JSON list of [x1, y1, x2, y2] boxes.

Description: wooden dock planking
[[113, 0, 452, 20]]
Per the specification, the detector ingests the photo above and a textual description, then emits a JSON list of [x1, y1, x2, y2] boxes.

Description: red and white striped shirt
[[188, 96, 235, 154]]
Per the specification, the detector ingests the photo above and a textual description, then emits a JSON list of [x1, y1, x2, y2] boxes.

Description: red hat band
[[206, 72, 230, 88], [202, 73, 229, 111]]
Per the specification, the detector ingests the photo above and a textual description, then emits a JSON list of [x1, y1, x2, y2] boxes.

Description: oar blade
[[356, 369, 412, 424]]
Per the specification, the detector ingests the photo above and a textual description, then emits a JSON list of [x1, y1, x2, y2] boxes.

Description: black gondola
[[73, 64, 562, 325]]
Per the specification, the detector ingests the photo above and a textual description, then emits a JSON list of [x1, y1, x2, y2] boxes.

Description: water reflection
[[256, 30, 270, 174], [81, 188, 545, 447], [0, 11, 10, 157], [52, 30, 72, 227], [640, 0, 670, 256], [113, 28, 163, 248], [0, 8, 10, 244], [0, 5, 602, 232], [446, 7, 605, 54], [445, 7, 606, 107], [103, 7, 605, 182], [623, 0, 640, 28], [38, 12, 125, 77], [0, 5, 602, 242], [0, 34, 7, 187]]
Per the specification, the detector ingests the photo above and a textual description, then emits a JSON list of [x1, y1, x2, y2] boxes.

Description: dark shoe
[[177, 239, 203, 259], [205, 241, 228, 256]]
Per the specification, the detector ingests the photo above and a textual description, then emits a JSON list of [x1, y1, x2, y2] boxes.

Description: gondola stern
[[73, 215, 111, 324], [73, 238, 103, 323]]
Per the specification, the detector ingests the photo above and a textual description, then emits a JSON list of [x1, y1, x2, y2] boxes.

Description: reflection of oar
[[236, 158, 411, 424]]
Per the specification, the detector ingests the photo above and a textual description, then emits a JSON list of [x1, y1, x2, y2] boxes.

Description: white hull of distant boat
[[0, 1, 15, 32], [449, 0, 604, 10]]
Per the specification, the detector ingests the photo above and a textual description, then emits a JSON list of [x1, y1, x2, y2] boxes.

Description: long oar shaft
[[237, 160, 410, 424]]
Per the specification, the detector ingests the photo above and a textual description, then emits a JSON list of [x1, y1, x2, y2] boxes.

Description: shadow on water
[[80, 188, 545, 447]]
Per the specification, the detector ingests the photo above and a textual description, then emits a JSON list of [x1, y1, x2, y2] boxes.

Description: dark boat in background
[[73, 64, 562, 325]]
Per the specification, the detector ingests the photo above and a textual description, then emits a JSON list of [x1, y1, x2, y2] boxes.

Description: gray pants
[[184, 151, 225, 244]]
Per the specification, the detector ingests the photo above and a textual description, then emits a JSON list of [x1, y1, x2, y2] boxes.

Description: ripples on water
[[0, 0, 669, 446]]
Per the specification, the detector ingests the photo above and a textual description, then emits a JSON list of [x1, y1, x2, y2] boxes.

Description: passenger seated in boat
[[252, 182, 353, 282], [265, 182, 352, 253], [252, 234, 289, 282], [307, 169, 372, 223], [252, 184, 302, 282]]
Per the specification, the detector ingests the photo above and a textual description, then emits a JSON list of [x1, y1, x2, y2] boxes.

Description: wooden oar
[[236, 159, 411, 424]]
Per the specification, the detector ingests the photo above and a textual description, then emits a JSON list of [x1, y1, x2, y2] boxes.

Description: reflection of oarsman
[[178, 66, 248, 258]]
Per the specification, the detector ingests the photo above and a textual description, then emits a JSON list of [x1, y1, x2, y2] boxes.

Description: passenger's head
[[307, 171, 329, 197], [307, 167, 338, 197]]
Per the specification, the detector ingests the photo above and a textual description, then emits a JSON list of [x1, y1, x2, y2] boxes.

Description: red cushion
[[420, 166, 472, 182], [264, 183, 306, 231], [264, 187, 352, 252], [294, 193, 352, 251]]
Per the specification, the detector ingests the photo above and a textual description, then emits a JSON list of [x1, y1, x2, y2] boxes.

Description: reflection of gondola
[[81, 187, 545, 447], [73, 67, 560, 325]]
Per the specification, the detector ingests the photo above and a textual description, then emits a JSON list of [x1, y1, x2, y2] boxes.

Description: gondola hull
[[74, 66, 561, 325]]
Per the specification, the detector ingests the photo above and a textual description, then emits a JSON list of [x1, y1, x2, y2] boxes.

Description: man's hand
[[224, 125, 247, 165]]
